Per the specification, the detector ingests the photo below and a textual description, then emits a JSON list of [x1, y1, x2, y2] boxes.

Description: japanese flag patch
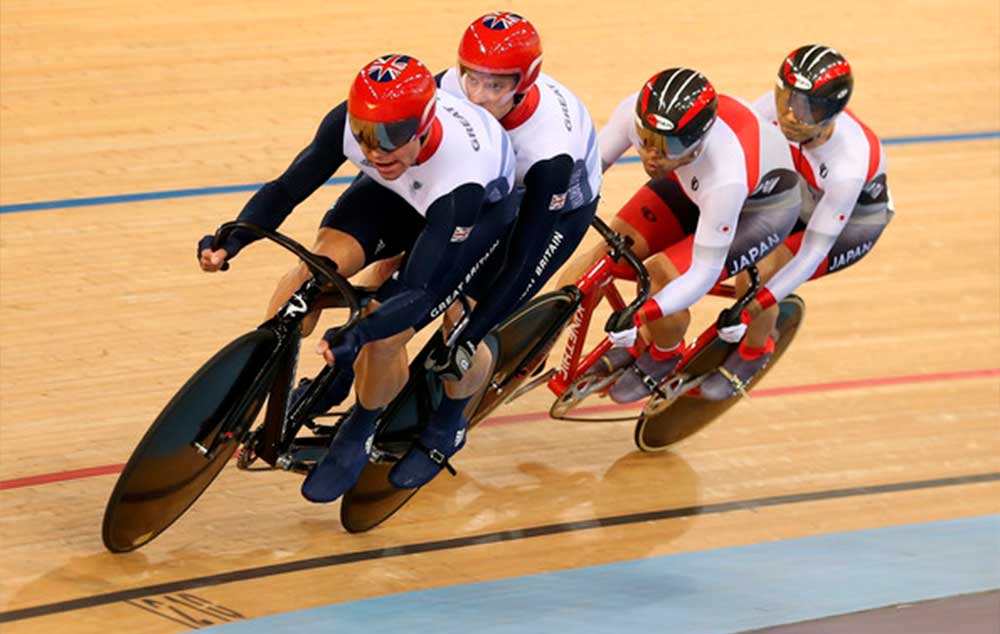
[[548, 192, 568, 210]]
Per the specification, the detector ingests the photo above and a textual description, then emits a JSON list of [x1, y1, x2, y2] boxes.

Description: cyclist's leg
[[554, 177, 693, 288], [588, 179, 699, 399], [698, 192, 804, 399], [736, 242, 793, 349], [267, 174, 422, 336], [612, 181, 802, 401], [354, 325, 417, 409], [614, 177, 699, 325], [433, 198, 599, 408], [723, 188, 804, 349], [744, 209, 894, 344], [608, 240, 692, 402], [286, 177, 425, 420], [388, 195, 520, 489]]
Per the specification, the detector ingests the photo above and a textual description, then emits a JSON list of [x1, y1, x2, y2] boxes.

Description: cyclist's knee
[[360, 329, 411, 361], [609, 217, 651, 260], [443, 344, 492, 398], [314, 228, 365, 278], [645, 253, 679, 291]]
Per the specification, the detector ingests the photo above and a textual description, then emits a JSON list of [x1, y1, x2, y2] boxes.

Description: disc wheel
[[468, 290, 578, 425], [634, 295, 805, 452], [102, 329, 280, 552]]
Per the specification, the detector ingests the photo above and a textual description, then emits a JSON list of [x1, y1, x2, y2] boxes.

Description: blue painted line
[[880, 130, 1000, 145], [0, 176, 358, 214], [1, 130, 997, 215], [202, 515, 1000, 634]]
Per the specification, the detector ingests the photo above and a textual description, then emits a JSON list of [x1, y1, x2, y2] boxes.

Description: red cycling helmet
[[458, 11, 542, 95], [348, 54, 437, 152]]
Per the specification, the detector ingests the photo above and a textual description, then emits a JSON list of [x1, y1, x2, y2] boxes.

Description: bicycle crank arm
[[507, 367, 557, 403]]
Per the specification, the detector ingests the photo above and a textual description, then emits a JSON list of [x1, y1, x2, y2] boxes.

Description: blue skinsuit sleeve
[[460, 154, 575, 345], [354, 184, 486, 343], [223, 102, 350, 255]]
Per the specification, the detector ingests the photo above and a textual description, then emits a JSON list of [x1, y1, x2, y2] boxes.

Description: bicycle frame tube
[[193, 278, 324, 460], [544, 266, 749, 400], [547, 254, 628, 395]]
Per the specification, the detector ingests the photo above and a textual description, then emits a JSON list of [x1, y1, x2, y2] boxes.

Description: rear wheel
[[634, 295, 805, 452], [102, 329, 281, 552], [340, 338, 445, 533], [340, 290, 577, 533]]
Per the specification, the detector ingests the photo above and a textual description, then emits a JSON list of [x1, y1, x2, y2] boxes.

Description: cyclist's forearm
[[459, 167, 569, 345], [641, 243, 726, 321], [226, 103, 350, 254], [354, 289, 435, 343]]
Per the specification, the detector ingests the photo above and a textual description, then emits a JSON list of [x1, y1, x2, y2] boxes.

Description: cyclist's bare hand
[[316, 339, 336, 367], [197, 234, 230, 272], [318, 326, 363, 370], [199, 247, 229, 272]]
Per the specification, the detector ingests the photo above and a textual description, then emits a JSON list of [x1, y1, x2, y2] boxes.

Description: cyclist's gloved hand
[[605, 306, 644, 348], [319, 326, 364, 370], [197, 234, 231, 272], [430, 339, 477, 382], [607, 325, 638, 348], [716, 307, 751, 344]]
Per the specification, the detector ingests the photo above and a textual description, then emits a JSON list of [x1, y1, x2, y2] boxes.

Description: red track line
[[2, 368, 997, 492], [479, 367, 1000, 427], [0, 464, 126, 491]]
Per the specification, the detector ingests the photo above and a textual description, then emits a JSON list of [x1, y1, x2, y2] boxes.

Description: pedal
[[276, 445, 328, 474], [717, 366, 751, 400], [642, 373, 701, 417]]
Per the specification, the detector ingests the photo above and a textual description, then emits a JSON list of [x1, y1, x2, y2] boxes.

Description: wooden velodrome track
[[1, 0, 998, 631]]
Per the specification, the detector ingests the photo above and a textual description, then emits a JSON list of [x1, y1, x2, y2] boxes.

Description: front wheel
[[102, 329, 281, 552], [634, 295, 806, 452]]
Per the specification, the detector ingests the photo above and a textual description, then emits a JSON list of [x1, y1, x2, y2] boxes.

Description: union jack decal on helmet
[[482, 11, 523, 30], [367, 55, 411, 82], [459, 12, 542, 94]]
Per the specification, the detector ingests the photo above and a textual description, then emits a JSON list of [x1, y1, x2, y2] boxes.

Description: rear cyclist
[[387, 11, 603, 488], [700, 45, 894, 399]]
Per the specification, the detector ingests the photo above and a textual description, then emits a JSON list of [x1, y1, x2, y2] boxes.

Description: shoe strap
[[412, 440, 458, 476], [630, 365, 669, 399]]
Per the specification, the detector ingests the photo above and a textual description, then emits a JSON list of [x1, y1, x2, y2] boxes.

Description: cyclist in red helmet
[[197, 54, 518, 504], [384, 12, 602, 489], [559, 67, 802, 403], [699, 45, 893, 399]]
